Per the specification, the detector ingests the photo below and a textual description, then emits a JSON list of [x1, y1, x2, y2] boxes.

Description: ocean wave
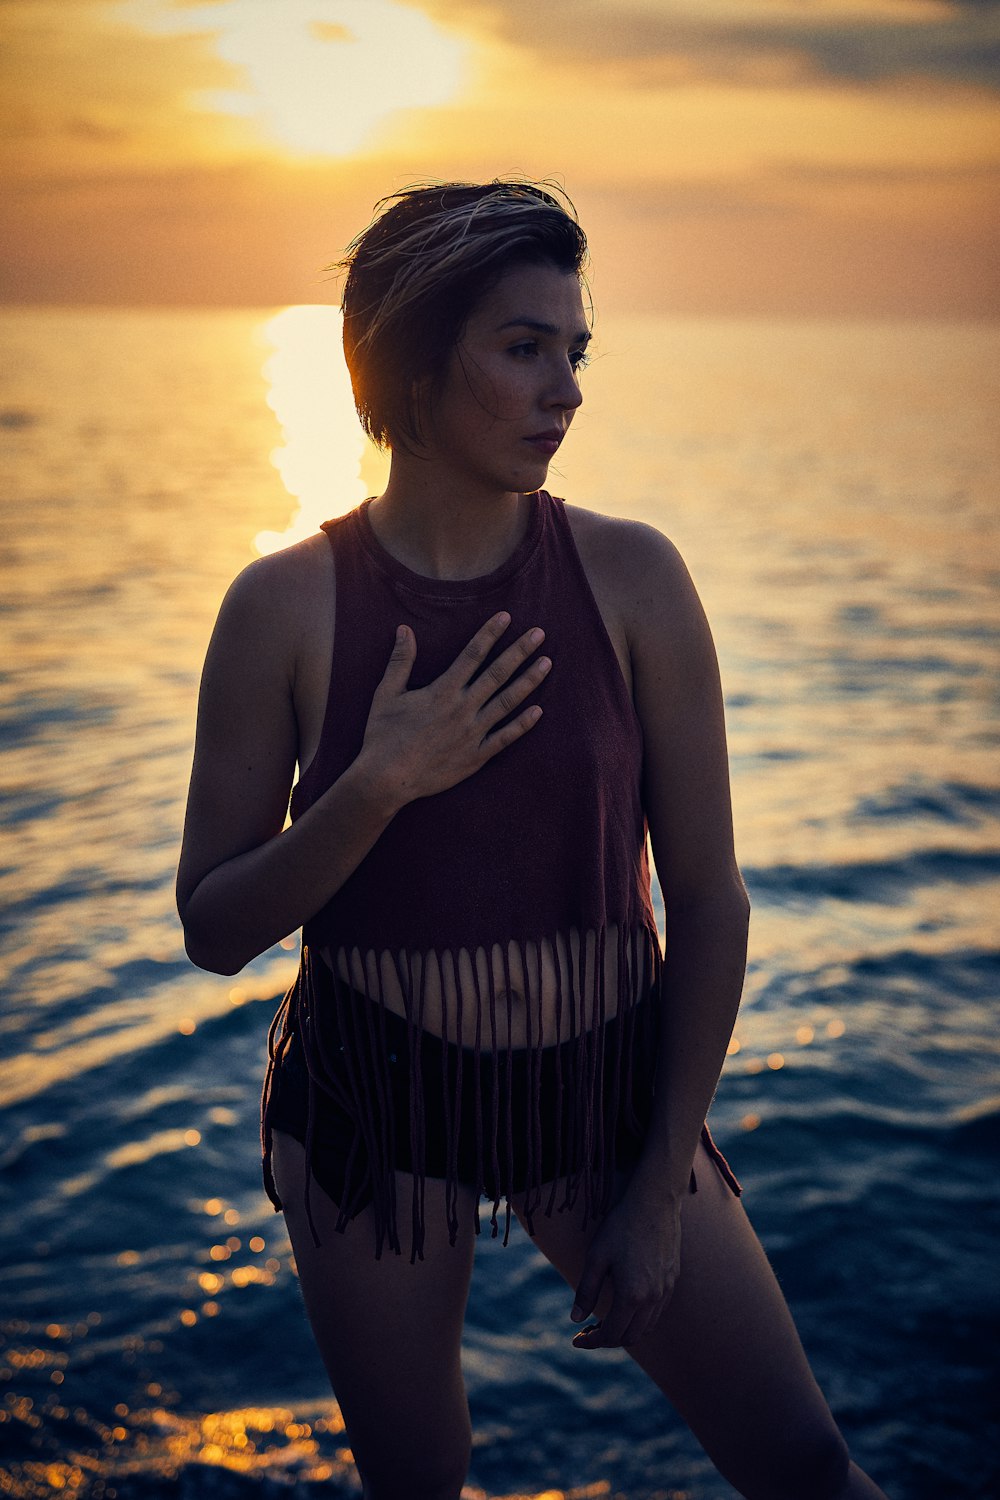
[[0, 976, 279, 1114], [743, 847, 1000, 903], [0, 691, 116, 744], [849, 776, 1000, 826]]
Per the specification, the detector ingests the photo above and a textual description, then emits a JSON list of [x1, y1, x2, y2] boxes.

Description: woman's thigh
[[271, 1129, 478, 1499], [514, 1139, 850, 1500]]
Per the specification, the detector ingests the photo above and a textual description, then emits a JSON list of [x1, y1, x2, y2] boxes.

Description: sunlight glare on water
[[253, 304, 387, 554]]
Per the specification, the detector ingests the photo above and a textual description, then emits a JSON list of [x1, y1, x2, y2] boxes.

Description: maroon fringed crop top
[[262, 492, 666, 1258]]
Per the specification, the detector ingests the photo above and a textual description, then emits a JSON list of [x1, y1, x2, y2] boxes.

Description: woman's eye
[[510, 342, 539, 359], [570, 347, 590, 371]]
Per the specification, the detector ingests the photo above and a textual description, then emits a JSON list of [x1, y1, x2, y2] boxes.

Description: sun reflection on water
[[254, 304, 388, 556]]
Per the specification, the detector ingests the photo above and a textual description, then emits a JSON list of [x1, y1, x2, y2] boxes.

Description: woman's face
[[424, 261, 590, 497]]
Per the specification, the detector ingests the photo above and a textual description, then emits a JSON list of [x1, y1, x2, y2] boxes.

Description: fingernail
[[496, 612, 511, 627], [396, 625, 407, 642], [528, 627, 544, 646]]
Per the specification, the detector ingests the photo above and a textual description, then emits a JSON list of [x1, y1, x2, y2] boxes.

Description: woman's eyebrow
[[496, 318, 591, 344]]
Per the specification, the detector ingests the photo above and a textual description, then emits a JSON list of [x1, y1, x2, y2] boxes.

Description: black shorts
[[265, 984, 657, 1215]]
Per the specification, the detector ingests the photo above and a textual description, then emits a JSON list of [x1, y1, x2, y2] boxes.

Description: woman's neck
[[368, 469, 533, 582]]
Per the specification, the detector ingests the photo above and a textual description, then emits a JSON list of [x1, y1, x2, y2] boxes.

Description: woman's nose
[[549, 361, 584, 410]]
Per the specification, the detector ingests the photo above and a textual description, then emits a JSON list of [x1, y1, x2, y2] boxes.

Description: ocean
[[1, 307, 998, 1499]]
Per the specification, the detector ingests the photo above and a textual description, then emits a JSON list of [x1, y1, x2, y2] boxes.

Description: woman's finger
[[573, 1303, 642, 1351], [571, 1320, 603, 1349], [374, 623, 417, 698], [467, 625, 546, 704], [618, 1305, 659, 1350], [439, 611, 513, 688], [479, 655, 551, 728], [581, 1302, 631, 1349], [479, 704, 543, 759], [571, 1249, 609, 1329]]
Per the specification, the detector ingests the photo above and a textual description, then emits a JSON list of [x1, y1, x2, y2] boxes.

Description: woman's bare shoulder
[[221, 530, 331, 612], [562, 503, 693, 623], [213, 531, 333, 650]]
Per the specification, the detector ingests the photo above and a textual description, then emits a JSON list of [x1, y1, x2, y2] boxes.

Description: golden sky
[[2, 0, 998, 314]]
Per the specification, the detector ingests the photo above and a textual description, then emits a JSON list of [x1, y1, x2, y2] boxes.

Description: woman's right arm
[[177, 553, 550, 975]]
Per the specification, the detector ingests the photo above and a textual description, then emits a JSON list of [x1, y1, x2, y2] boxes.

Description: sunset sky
[[2, 0, 998, 315]]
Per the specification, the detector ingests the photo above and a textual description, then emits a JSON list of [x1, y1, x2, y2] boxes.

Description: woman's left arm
[[571, 520, 750, 1350]]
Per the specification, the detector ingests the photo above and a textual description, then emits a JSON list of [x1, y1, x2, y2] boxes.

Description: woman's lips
[[524, 431, 563, 456]]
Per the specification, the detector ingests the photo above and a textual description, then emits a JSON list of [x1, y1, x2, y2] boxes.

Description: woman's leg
[[513, 1139, 888, 1500], [271, 1129, 478, 1500]]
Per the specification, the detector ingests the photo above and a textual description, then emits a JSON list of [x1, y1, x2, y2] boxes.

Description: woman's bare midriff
[[316, 923, 655, 1049]]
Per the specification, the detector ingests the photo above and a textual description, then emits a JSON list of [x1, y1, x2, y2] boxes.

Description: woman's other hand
[[569, 1192, 683, 1351]]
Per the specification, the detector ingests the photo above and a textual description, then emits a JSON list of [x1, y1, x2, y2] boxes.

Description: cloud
[[736, 9, 1000, 89], [0, 0, 247, 166], [412, 0, 1000, 90]]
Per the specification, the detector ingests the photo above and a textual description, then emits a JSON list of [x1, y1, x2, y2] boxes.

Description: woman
[[177, 181, 888, 1500]]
